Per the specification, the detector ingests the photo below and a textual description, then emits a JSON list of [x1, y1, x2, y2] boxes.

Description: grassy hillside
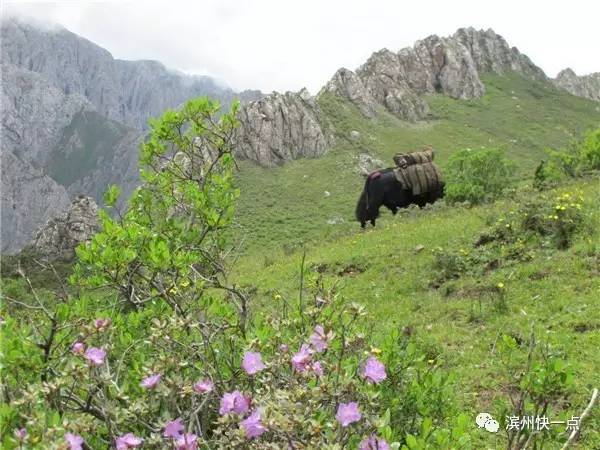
[[231, 73, 600, 255], [231, 178, 600, 448], [228, 74, 600, 447]]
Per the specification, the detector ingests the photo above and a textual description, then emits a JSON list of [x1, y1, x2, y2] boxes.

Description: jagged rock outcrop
[[320, 27, 546, 121], [453, 28, 546, 81], [553, 68, 600, 102], [322, 68, 378, 117], [27, 196, 100, 261], [235, 89, 333, 166]]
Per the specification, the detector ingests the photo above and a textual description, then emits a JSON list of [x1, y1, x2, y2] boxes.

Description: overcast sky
[[3, 0, 599, 94]]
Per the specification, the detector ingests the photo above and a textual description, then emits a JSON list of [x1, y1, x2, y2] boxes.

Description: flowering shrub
[[1, 98, 469, 449]]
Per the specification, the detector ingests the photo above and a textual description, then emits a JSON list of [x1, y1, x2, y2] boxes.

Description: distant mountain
[[1, 17, 262, 253]]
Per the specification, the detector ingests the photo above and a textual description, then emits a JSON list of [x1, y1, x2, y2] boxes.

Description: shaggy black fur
[[355, 168, 444, 228]]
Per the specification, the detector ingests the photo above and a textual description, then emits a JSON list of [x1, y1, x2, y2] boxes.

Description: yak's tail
[[355, 171, 380, 222]]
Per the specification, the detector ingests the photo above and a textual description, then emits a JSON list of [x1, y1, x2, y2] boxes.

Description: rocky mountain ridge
[[238, 27, 551, 167]]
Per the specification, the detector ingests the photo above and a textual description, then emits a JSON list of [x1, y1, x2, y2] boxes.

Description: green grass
[[231, 73, 600, 254]]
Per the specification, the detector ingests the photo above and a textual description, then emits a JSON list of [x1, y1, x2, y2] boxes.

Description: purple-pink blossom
[[240, 409, 266, 439], [310, 325, 332, 352], [312, 361, 324, 377], [14, 428, 27, 441], [360, 435, 390, 450], [193, 379, 214, 394], [71, 342, 85, 355], [242, 351, 266, 375], [164, 418, 184, 438], [279, 344, 289, 353], [93, 318, 111, 331], [115, 433, 143, 450], [336, 402, 361, 427], [84, 347, 106, 366], [140, 373, 162, 389], [219, 391, 251, 415], [361, 356, 387, 384], [175, 433, 198, 450], [291, 344, 313, 372], [65, 433, 84, 450]]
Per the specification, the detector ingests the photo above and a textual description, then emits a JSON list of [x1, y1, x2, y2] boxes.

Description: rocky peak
[[553, 68, 600, 101], [27, 195, 100, 261], [453, 27, 546, 81]]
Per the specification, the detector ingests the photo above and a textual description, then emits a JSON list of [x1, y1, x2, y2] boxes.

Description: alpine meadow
[[1, 9, 600, 450]]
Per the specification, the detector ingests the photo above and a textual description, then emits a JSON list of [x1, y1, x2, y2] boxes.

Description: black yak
[[355, 168, 444, 228]]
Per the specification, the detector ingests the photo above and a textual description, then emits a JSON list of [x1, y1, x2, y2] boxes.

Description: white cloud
[[3, 0, 599, 93]]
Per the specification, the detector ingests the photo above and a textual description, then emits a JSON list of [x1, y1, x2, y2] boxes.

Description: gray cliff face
[[235, 89, 333, 167], [27, 195, 100, 261], [1, 151, 71, 253], [1, 18, 247, 130], [1, 62, 91, 166], [553, 68, 600, 102], [321, 27, 546, 121]]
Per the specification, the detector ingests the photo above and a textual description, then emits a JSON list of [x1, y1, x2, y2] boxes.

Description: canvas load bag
[[392, 148, 443, 195], [393, 148, 434, 168]]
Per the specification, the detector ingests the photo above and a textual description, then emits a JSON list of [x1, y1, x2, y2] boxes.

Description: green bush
[[445, 148, 515, 204], [534, 127, 600, 188]]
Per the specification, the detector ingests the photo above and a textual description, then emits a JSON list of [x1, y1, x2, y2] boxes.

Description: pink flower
[[84, 347, 106, 366], [336, 402, 361, 427], [279, 344, 289, 353], [242, 351, 266, 375], [361, 356, 387, 384], [219, 391, 251, 415], [310, 325, 332, 352], [193, 379, 214, 394], [164, 418, 184, 438], [175, 433, 197, 450], [312, 361, 324, 377], [291, 344, 313, 372], [240, 409, 266, 439], [93, 318, 111, 331], [140, 373, 161, 389], [71, 342, 85, 355], [14, 428, 27, 441], [65, 433, 84, 450], [360, 435, 390, 450], [115, 433, 143, 449]]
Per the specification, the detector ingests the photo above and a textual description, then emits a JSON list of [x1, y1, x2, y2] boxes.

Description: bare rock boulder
[[28, 195, 100, 261]]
